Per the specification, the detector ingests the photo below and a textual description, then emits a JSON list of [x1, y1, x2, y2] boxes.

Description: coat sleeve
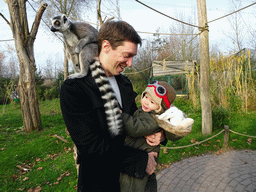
[[121, 112, 159, 137], [60, 79, 112, 159]]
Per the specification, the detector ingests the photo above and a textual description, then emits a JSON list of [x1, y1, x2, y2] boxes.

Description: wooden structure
[[150, 60, 196, 96], [152, 60, 196, 77]]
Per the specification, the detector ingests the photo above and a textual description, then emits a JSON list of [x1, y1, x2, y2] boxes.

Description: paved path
[[157, 150, 256, 192]]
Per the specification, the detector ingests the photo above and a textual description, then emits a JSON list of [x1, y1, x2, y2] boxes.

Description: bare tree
[[131, 39, 154, 82], [168, 13, 200, 61], [1, 0, 47, 132], [224, 0, 246, 52], [151, 15, 199, 63], [0, 51, 5, 77]]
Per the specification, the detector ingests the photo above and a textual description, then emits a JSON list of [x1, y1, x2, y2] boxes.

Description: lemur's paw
[[68, 72, 87, 79]]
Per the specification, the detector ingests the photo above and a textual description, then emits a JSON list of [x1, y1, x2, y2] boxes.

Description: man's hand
[[145, 130, 165, 146], [146, 152, 158, 175]]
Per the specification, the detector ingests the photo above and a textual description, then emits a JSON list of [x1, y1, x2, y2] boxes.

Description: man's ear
[[101, 40, 112, 54]]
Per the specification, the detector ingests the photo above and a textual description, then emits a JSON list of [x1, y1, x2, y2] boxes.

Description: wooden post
[[223, 125, 229, 148], [197, 0, 212, 135], [167, 75, 171, 85]]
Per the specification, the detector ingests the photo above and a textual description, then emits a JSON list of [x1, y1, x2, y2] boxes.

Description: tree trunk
[[6, 0, 47, 132], [197, 0, 212, 135]]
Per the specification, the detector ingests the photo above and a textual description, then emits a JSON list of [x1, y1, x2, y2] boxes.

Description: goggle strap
[[163, 96, 170, 109], [152, 86, 171, 109]]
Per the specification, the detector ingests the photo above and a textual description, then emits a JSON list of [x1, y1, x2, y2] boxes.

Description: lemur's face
[[50, 15, 70, 33]]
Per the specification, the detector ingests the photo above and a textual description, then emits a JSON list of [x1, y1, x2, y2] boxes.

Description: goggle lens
[[148, 81, 170, 108]]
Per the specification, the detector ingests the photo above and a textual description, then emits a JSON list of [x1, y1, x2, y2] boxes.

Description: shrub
[[212, 106, 230, 131]]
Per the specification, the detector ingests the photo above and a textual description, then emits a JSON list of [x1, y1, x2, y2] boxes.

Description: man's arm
[[60, 79, 112, 158]]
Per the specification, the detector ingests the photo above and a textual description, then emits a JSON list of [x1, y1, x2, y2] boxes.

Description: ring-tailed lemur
[[51, 15, 123, 137], [51, 15, 98, 79]]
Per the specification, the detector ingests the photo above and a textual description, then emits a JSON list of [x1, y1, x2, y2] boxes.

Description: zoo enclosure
[[161, 125, 256, 150]]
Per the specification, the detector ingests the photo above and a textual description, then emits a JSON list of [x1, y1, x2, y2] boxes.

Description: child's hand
[[145, 131, 165, 146], [120, 110, 122, 113]]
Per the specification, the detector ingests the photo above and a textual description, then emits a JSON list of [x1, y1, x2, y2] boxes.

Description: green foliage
[[0, 77, 18, 105], [0, 99, 77, 191], [35, 70, 44, 86], [38, 85, 59, 101], [36, 72, 64, 101], [212, 106, 230, 131]]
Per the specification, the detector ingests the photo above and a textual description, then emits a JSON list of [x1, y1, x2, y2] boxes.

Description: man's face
[[102, 41, 138, 77]]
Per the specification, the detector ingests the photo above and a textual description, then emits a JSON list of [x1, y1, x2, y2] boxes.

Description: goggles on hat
[[148, 81, 170, 108]]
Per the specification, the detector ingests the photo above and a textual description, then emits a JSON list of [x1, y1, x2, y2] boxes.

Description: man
[[60, 20, 162, 192]]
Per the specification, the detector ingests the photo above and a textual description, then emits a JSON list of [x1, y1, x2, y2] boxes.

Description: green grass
[[0, 98, 256, 191], [0, 99, 77, 191], [158, 97, 256, 165]]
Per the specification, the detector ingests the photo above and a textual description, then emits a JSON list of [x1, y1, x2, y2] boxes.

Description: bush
[[0, 77, 18, 105], [212, 106, 230, 131]]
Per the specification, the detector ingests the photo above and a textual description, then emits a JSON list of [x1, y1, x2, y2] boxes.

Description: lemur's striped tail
[[90, 57, 123, 137]]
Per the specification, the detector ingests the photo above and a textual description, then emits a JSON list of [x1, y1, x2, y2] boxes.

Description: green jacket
[[122, 107, 183, 154], [122, 107, 161, 153]]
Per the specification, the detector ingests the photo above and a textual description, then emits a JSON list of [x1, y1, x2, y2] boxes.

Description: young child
[[120, 80, 182, 192]]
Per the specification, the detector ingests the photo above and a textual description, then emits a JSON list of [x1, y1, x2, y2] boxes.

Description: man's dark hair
[[98, 20, 142, 53]]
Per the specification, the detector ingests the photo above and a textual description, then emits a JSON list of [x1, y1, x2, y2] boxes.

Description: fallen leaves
[[1, 147, 7, 151], [215, 149, 223, 155], [48, 153, 60, 159], [37, 167, 43, 171], [16, 171, 72, 191], [64, 147, 72, 153], [163, 148, 168, 154], [27, 186, 41, 192], [247, 138, 252, 145], [11, 174, 17, 182], [190, 138, 197, 144], [23, 177, 29, 181]]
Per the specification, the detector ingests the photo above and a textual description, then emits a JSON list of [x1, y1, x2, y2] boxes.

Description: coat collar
[[81, 69, 137, 113], [115, 74, 137, 113]]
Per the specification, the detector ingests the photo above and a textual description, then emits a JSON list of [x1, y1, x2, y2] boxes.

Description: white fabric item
[[108, 76, 123, 108]]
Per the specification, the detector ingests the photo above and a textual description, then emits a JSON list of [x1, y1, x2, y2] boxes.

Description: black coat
[[60, 72, 148, 191]]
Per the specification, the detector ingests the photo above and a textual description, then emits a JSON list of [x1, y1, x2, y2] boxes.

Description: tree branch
[[50, 0, 61, 12], [97, 0, 103, 26], [29, 2, 48, 43], [0, 13, 10, 26]]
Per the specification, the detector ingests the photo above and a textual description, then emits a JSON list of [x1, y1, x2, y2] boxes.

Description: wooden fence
[[152, 60, 196, 77]]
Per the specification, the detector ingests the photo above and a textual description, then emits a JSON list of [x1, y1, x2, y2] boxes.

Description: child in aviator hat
[[141, 80, 176, 113], [120, 80, 182, 192]]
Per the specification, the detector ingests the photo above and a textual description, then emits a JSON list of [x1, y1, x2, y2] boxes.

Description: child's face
[[141, 93, 160, 112]]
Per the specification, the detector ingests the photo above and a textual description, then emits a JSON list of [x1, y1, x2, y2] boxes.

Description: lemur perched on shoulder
[[51, 15, 98, 79], [51, 16, 123, 175], [51, 15, 123, 137]]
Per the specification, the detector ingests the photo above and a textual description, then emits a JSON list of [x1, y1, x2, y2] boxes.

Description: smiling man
[[99, 40, 137, 76], [60, 20, 161, 192]]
